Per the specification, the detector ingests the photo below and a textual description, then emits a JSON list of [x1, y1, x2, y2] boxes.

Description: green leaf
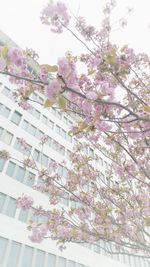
[[44, 99, 54, 108], [1, 47, 8, 59], [144, 106, 150, 112], [57, 95, 66, 110], [40, 64, 58, 72], [24, 89, 33, 99]]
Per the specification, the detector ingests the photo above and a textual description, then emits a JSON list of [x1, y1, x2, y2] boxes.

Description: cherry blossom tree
[[0, 0, 150, 261]]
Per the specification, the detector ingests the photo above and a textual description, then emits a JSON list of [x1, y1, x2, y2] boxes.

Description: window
[[41, 115, 47, 124], [35, 129, 44, 140], [66, 133, 72, 143], [56, 110, 62, 119], [52, 140, 59, 151], [0, 105, 11, 118], [0, 237, 8, 266], [47, 136, 52, 146], [41, 154, 48, 167], [6, 161, 16, 177], [24, 171, 35, 187], [2, 86, 10, 96], [47, 253, 56, 267], [63, 116, 67, 124], [4, 196, 16, 218], [0, 192, 6, 212], [51, 108, 56, 116], [58, 164, 63, 176], [66, 150, 71, 159], [58, 257, 66, 267], [56, 125, 60, 134], [32, 108, 40, 119], [68, 260, 76, 267], [0, 126, 3, 136], [21, 245, 33, 267], [22, 120, 29, 131], [11, 111, 22, 125], [63, 167, 68, 178], [14, 138, 32, 157], [0, 158, 5, 171], [34, 249, 45, 267], [48, 119, 54, 129], [33, 149, 41, 162], [0, 130, 13, 145], [60, 192, 69, 206], [60, 129, 66, 139], [60, 145, 65, 156], [28, 124, 36, 136], [7, 241, 21, 267], [18, 208, 29, 223], [15, 166, 26, 183], [89, 148, 94, 157]]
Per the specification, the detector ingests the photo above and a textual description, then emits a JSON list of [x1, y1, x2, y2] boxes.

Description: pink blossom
[[95, 121, 112, 132], [8, 47, 24, 66], [41, 2, 70, 33], [0, 57, 6, 71], [81, 100, 92, 115], [29, 224, 48, 243], [40, 134, 49, 144], [19, 101, 32, 110], [86, 91, 97, 100], [45, 79, 61, 101], [17, 194, 34, 210], [39, 66, 48, 83], [58, 57, 78, 87], [0, 150, 10, 160]]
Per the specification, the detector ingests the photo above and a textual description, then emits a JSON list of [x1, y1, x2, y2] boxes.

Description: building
[[0, 32, 149, 267]]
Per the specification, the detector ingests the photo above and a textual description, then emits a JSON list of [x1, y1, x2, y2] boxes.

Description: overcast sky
[[0, 0, 150, 64]]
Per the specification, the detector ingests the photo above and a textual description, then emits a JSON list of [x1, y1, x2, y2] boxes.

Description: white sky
[[0, 0, 150, 65]]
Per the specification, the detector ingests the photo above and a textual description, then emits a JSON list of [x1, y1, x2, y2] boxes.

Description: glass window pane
[[0, 236, 8, 265], [6, 161, 16, 177], [0, 126, 3, 136], [0, 106, 11, 118], [21, 245, 33, 267], [42, 154, 48, 167], [58, 257, 66, 267], [24, 171, 35, 187], [56, 110, 62, 119], [60, 129, 66, 139], [11, 111, 22, 125], [2, 86, 10, 96], [22, 120, 29, 130], [0, 158, 5, 171], [34, 249, 45, 267], [29, 208, 36, 222], [47, 253, 56, 267], [48, 120, 54, 129], [33, 150, 40, 161], [32, 109, 40, 119], [41, 115, 47, 124], [0, 192, 6, 212], [5, 197, 16, 217], [18, 208, 29, 223], [28, 125, 36, 136], [6, 241, 21, 267], [2, 131, 13, 145], [56, 125, 60, 134], [66, 134, 72, 143], [68, 260, 76, 267], [15, 166, 26, 182], [35, 129, 43, 140]]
